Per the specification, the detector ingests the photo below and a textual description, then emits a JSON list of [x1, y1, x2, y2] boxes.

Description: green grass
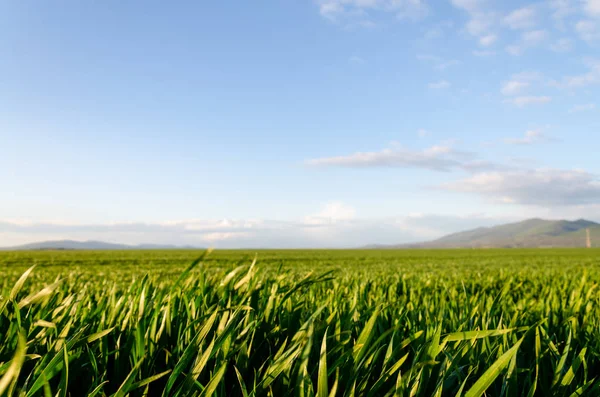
[[2, 248, 600, 396]]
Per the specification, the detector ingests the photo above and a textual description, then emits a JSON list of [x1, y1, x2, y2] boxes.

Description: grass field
[[2, 249, 600, 396]]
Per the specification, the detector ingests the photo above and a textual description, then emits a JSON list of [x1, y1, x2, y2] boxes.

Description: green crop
[[1, 248, 600, 396]]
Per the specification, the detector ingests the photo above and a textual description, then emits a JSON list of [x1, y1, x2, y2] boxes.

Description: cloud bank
[[0, 208, 509, 249], [307, 140, 600, 211]]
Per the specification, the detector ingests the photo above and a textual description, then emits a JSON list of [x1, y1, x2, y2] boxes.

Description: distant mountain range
[[374, 218, 600, 249], [1, 240, 198, 251]]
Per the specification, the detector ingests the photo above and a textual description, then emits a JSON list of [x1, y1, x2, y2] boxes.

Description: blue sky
[[1, 0, 600, 247]]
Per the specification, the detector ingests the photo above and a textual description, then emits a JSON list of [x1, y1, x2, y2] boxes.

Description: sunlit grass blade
[[353, 308, 380, 364], [10, 265, 36, 300], [0, 333, 27, 396], [199, 363, 227, 397], [443, 328, 515, 342], [113, 358, 145, 397], [317, 329, 329, 397], [464, 335, 525, 397]]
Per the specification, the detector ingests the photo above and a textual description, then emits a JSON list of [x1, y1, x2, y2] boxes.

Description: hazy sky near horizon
[[2, 0, 600, 247]]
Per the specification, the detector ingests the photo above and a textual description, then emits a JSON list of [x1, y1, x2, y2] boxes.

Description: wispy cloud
[[317, 0, 428, 25], [349, 55, 366, 64], [473, 49, 496, 57], [0, 209, 513, 248], [421, 20, 455, 40], [549, 59, 600, 88], [428, 80, 451, 89], [450, 0, 498, 43], [569, 103, 596, 113], [479, 34, 497, 46], [505, 96, 552, 107], [550, 38, 573, 52], [585, 0, 600, 17], [501, 71, 542, 96], [307, 139, 600, 211], [417, 54, 461, 70], [501, 80, 529, 96], [305, 143, 503, 173], [465, 13, 496, 37], [506, 30, 548, 55], [500, 72, 548, 106], [550, 0, 577, 24], [504, 130, 554, 145], [504, 6, 537, 30], [576, 20, 600, 43], [306, 144, 462, 171], [450, 0, 481, 13], [304, 201, 356, 225]]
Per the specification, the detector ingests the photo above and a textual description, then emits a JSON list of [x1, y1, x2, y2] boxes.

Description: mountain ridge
[[384, 218, 600, 249]]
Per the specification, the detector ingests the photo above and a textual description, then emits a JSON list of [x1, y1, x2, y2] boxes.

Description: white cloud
[[501, 80, 529, 95], [505, 96, 552, 107], [417, 54, 460, 70], [504, 6, 537, 30], [479, 34, 497, 46], [449, 0, 499, 43], [511, 71, 543, 81], [306, 139, 600, 220], [304, 201, 356, 225], [576, 20, 600, 42], [0, 218, 260, 247], [428, 80, 451, 89], [422, 20, 454, 40], [501, 71, 544, 97], [550, 59, 600, 88], [519, 30, 547, 49], [0, 203, 353, 248], [569, 103, 596, 112], [585, 0, 600, 17], [201, 232, 252, 242], [317, 0, 428, 23], [396, 0, 429, 19], [473, 49, 496, 57], [450, 0, 481, 13], [465, 13, 496, 36], [505, 46, 522, 56], [550, 38, 573, 52], [437, 59, 460, 70], [550, 0, 576, 23], [504, 130, 552, 145], [306, 144, 460, 170], [305, 143, 503, 173], [442, 169, 600, 206], [416, 54, 436, 62], [0, 212, 517, 248], [417, 128, 430, 137], [423, 27, 443, 40], [349, 55, 366, 64], [506, 30, 548, 55]]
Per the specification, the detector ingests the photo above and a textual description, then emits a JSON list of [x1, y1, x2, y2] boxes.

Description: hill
[[394, 218, 600, 248]]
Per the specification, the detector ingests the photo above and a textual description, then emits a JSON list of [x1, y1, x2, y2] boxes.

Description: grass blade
[[464, 336, 525, 397]]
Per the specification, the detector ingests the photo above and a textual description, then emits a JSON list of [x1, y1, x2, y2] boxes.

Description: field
[[2, 249, 600, 396]]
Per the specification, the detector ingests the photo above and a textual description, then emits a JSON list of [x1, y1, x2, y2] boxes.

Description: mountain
[[392, 218, 600, 248], [1, 240, 197, 250]]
